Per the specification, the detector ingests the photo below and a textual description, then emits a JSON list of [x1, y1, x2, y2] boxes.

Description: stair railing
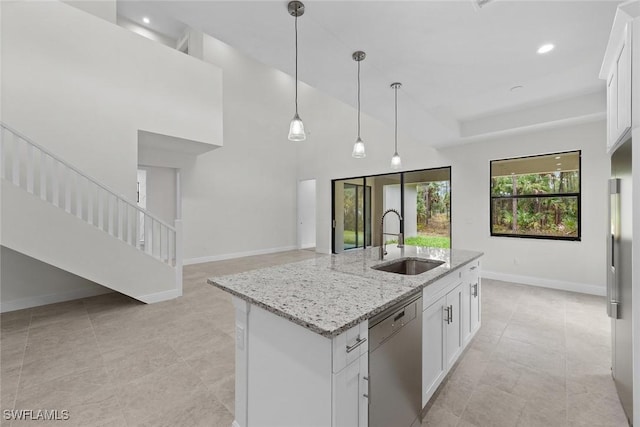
[[0, 123, 181, 272]]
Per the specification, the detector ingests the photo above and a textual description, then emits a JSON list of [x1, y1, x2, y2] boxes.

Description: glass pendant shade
[[390, 152, 402, 170], [288, 113, 306, 141], [352, 137, 366, 158]]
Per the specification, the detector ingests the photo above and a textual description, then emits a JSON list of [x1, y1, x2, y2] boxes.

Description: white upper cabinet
[[600, 1, 640, 153]]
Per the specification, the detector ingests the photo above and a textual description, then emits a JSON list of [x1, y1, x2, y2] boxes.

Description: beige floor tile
[[460, 383, 527, 427], [567, 391, 629, 427], [136, 390, 231, 427], [421, 402, 459, 427], [116, 362, 210, 426], [101, 338, 182, 385], [430, 371, 476, 417], [0, 257, 628, 426], [17, 344, 104, 390]]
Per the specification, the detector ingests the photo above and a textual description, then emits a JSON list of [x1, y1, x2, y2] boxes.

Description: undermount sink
[[372, 258, 445, 276]]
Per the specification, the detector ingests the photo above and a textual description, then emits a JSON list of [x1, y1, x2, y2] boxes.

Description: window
[[490, 151, 580, 240]]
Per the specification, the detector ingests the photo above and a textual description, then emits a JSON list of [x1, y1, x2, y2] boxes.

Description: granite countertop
[[207, 246, 483, 338]]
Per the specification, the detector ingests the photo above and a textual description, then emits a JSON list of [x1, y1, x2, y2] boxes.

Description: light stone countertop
[[207, 246, 483, 338]]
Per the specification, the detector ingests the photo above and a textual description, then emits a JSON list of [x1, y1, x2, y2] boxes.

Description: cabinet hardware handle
[[363, 394, 369, 399], [470, 266, 477, 270], [449, 305, 453, 323], [346, 337, 367, 353], [363, 376, 369, 381]]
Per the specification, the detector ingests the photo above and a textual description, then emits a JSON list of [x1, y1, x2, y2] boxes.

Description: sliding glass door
[[334, 179, 371, 251], [332, 167, 451, 253]]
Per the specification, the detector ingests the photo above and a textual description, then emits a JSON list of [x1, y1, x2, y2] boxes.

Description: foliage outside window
[[490, 151, 580, 240]]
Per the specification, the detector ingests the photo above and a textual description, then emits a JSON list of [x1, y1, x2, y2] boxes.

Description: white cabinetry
[[463, 259, 481, 345], [600, 3, 638, 153], [232, 298, 368, 427], [421, 259, 482, 409], [332, 322, 369, 427], [606, 24, 632, 152]]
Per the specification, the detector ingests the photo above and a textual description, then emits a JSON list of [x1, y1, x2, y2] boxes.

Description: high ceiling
[[117, 0, 620, 147]]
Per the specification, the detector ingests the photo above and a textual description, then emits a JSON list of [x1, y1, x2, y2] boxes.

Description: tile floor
[[0, 250, 629, 427]]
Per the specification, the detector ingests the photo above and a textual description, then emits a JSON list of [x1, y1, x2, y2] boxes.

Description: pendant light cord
[[294, 14, 299, 114], [357, 60, 361, 138], [394, 85, 398, 153]]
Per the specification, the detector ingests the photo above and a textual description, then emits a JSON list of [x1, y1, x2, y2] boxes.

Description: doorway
[[297, 179, 316, 250]]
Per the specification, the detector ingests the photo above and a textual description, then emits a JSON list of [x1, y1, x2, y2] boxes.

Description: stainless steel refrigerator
[[608, 138, 633, 424]]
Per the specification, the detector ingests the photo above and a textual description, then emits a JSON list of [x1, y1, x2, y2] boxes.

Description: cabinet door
[[333, 354, 368, 427], [461, 277, 471, 345], [606, 23, 632, 152], [607, 71, 619, 150], [422, 297, 446, 408], [470, 279, 481, 334], [445, 283, 463, 368]]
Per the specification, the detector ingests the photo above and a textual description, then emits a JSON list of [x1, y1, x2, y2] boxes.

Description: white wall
[[1, 247, 110, 312], [62, 0, 116, 23], [439, 120, 609, 294], [140, 166, 177, 224], [1, 1, 222, 202], [180, 33, 439, 262], [297, 179, 316, 249]]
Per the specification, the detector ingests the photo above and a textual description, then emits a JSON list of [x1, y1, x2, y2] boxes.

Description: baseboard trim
[[0, 287, 112, 313], [481, 270, 605, 296], [184, 246, 299, 266], [137, 288, 182, 304]]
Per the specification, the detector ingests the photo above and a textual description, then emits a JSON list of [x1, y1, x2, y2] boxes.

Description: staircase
[[0, 123, 183, 305]]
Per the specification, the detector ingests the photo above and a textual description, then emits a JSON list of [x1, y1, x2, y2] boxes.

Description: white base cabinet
[[232, 297, 368, 427], [421, 259, 482, 409]]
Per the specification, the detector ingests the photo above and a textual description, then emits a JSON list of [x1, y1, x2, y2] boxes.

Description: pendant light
[[287, 1, 306, 141], [352, 51, 366, 158], [390, 82, 402, 170]]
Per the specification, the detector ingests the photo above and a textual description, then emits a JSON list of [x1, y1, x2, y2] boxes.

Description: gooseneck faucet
[[380, 208, 404, 260]]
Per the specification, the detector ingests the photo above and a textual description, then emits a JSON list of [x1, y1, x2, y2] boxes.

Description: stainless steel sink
[[372, 258, 444, 275]]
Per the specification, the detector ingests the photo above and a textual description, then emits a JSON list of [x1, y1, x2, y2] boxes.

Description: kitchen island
[[208, 246, 483, 427]]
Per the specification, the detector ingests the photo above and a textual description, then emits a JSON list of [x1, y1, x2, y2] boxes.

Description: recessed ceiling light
[[537, 44, 555, 54], [556, 163, 562, 166], [142, 17, 150, 24], [556, 168, 561, 171], [555, 156, 561, 160], [510, 85, 523, 92]]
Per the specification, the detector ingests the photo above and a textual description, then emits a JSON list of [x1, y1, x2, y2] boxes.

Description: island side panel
[[246, 303, 333, 427], [232, 296, 249, 427]]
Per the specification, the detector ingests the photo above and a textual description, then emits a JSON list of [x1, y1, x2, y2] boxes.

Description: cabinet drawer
[[332, 321, 368, 373], [463, 260, 480, 285], [423, 270, 463, 309]]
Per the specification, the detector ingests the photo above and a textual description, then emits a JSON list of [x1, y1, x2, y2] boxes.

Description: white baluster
[[87, 181, 94, 225], [52, 161, 59, 207], [98, 188, 104, 230], [64, 169, 72, 213], [160, 225, 165, 262], [76, 173, 83, 220], [40, 151, 47, 201], [127, 205, 134, 246], [12, 133, 20, 186], [145, 215, 152, 255], [108, 194, 114, 236], [26, 143, 34, 194], [117, 199, 124, 240], [0, 128, 5, 180], [136, 210, 143, 250]]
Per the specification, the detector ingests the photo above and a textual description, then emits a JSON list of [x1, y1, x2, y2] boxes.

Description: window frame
[[489, 150, 582, 241]]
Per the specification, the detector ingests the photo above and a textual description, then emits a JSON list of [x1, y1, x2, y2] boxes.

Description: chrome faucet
[[380, 208, 404, 260]]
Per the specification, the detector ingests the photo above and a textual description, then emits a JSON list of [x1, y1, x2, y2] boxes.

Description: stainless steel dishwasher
[[368, 294, 422, 427]]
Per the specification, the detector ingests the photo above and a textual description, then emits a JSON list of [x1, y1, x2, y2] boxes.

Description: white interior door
[[297, 179, 316, 249]]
